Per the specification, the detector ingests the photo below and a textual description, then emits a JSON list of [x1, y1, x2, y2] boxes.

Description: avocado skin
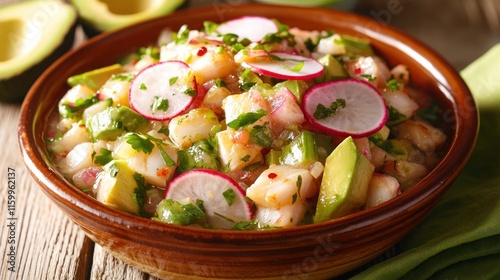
[[0, 21, 77, 103]]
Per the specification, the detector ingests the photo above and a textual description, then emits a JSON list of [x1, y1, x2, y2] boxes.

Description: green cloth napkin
[[351, 44, 500, 279]]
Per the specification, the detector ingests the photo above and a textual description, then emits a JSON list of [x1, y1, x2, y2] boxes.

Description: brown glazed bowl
[[19, 4, 478, 279]]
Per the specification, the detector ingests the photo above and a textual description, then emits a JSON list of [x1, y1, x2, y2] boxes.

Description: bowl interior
[[19, 0, 477, 262]]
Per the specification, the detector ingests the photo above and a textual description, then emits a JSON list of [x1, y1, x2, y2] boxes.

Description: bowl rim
[[18, 3, 478, 242]]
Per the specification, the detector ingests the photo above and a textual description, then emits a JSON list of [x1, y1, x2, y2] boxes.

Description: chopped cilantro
[[360, 74, 377, 81], [222, 189, 236, 206], [107, 163, 119, 177], [140, 83, 147, 90], [386, 106, 407, 127], [158, 126, 169, 136], [169, 76, 178, 86], [60, 95, 99, 118], [417, 100, 440, 123], [281, 60, 304, 72], [111, 73, 135, 82], [313, 99, 346, 120], [291, 193, 298, 204], [135, 45, 160, 60], [249, 124, 272, 148], [174, 24, 190, 44], [240, 155, 251, 162], [227, 109, 267, 129], [296, 175, 302, 198], [214, 78, 227, 88], [386, 79, 400, 92], [124, 133, 154, 154], [94, 148, 113, 165], [150, 96, 169, 112], [183, 87, 197, 97], [203, 21, 219, 34], [132, 173, 147, 217]]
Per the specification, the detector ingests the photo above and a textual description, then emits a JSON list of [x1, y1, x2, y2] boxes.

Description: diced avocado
[[86, 106, 149, 141], [70, 0, 185, 37], [265, 150, 282, 166], [82, 98, 113, 121], [315, 54, 348, 84], [273, 80, 309, 103], [154, 198, 206, 226], [239, 70, 263, 92], [67, 64, 124, 91], [340, 35, 374, 56], [0, 0, 77, 103], [314, 136, 375, 223], [279, 131, 318, 167], [177, 139, 221, 173], [96, 160, 142, 215]]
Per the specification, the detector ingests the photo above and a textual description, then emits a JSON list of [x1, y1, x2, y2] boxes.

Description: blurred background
[[188, 0, 500, 71]]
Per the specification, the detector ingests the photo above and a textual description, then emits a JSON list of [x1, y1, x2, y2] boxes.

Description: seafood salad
[[47, 16, 447, 230]]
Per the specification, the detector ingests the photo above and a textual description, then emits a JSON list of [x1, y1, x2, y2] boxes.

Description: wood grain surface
[[0, 0, 498, 279]]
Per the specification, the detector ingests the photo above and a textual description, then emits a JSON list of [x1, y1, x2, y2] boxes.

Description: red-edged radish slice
[[129, 61, 197, 121], [242, 52, 324, 80], [165, 169, 254, 229], [302, 78, 388, 137], [215, 16, 278, 43]]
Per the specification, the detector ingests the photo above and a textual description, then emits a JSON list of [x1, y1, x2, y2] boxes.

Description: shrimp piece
[[216, 129, 263, 171], [168, 108, 220, 149], [390, 64, 411, 87], [190, 45, 238, 84], [382, 160, 428, 190], [382, 89, 419, 119], [223, 90, 271, 127], [364, 173, 401, 208], [256, 202, 309, 228], [49, 122, 92, 157], [201, 85, 233, 116], [97, 74, 131, 107], [58, 84, 95, 116], [394, 120, 447, 153], [246, 165, 318, 209], [345, 56, 391, 88], [58, 142, 95, 177], [128, 144, 178, 188], [268, 87, 305, 134], [316, 34, 346, 55]]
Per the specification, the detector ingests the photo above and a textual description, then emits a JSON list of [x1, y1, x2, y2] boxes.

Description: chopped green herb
[[296, 175, 302, 198], [417, 100, 440, 123], [242, 162, 263, 171], [214, 78, 227, 88], [132, 173, 147, 217], [386, 106, 407, 127], [360, 74, 377, 81], [94, 148, 113, 165], [60, 95, 99, 117], [203, 21, 219, 34], [281, 60, 304, 72], [169, 76, 178, 86], [140, 83, 147, 90], [150, 96, 169, 112], [240, 154, 251, 162], [227, 109, 266, 129], [222, 189, 236, 206], [111, 73, 135, 82], [158, 126, 169, 136], [135, 45, 160, 60], [232, 220, 259, 230], [124, 133, 154, 154], [222, 33, 239, 46], [291, 193, 298, 204], [249, 124, 272, 148], [313, 98, 346, 120], [386, 79, 400, 92], [183, 87, 197, 97], [174, 24, 190, 44]]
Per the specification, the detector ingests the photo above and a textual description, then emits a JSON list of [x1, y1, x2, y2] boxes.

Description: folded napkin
[[351, 44, 500, 279]]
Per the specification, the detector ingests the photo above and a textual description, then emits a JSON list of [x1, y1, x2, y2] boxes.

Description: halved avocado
[[0, 1, 77, 103], [70, 0, 186, 37]]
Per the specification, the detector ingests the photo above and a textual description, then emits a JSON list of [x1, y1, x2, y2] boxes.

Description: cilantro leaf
[[222, 189, 236, 206], [227, 109, 267, 129], [94, 148, 113, 165], [313, 99, 346, 120], [124, 134, 154, 154]]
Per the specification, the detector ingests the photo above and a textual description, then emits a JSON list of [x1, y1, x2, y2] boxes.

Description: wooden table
[[1, 0, 498, 279]]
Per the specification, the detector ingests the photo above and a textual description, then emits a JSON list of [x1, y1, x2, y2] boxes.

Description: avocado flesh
[[314, 136, 375, 223], [71, 0, 186, 37], [67, 64, 124, 91], [86, 106, 149, 141], [96, 160, 140, 215], [0, 1, 77, 103]]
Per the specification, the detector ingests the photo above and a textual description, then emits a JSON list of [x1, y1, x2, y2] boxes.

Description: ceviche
[[47, 16, 447, 230]]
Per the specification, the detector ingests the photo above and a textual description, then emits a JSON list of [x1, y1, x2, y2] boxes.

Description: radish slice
[[242, 52, 324, 80], [129, 61, 197, 121], [302, 79, 388, 137], [165, 169, 254, 229], [215, 16, 278, 43]]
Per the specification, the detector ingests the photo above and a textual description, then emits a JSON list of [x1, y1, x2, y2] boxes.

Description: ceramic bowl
[[19, 4, 478, 279]]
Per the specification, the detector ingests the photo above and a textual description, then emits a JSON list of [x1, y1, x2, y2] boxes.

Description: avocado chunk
[[0, 1, 77, 103], [86, 106, 149, 141], [96, 160, 142, 215], [154, 198, 206, 226], [67, 64, 124, 91], [340, 35, 374, 56], [177, 139, 221, 174], [315, 54, 348, 83], [314, 136, 375, 223], [279, 131, 319, 167], [273, 80, 309, 103], [70, 0, 186, 37]]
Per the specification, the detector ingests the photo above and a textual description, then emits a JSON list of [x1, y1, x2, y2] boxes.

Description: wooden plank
[[0, 104, 91, 280]]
